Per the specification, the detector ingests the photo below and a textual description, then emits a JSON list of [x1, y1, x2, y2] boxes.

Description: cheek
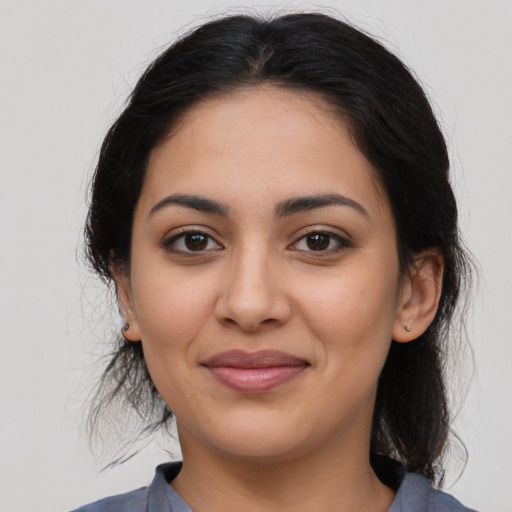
[[131, 273, 215, 416], [131, 267, 216, 372], [293, 263, 399, 378], [298, 271, 397, 337]]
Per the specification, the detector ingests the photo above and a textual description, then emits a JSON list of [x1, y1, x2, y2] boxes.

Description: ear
[[392, 249, 444, 343], [111, 263, 142, 342]]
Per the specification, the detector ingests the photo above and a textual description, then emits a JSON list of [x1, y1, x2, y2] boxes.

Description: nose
[[214, 245, 292, 333]]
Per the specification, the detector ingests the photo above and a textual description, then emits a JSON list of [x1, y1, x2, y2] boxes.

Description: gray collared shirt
[[70, 461, 478, 512]]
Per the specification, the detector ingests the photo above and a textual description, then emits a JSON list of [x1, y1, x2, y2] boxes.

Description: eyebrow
[[148, 192, 367, 219], [149, 194, 229, 217], [275, 194, 368, 218]]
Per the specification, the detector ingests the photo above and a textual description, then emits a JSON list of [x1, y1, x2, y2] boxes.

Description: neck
[[171, 424, 395, 512]]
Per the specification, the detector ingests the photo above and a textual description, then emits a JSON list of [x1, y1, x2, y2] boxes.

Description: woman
[[75, 12, 476, 512]]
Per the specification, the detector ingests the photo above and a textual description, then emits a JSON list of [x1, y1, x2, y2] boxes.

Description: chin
[[198, 414, 316, 462]]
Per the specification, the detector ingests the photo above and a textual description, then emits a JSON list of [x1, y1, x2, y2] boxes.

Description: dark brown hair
[[85, 13, 471, 483]]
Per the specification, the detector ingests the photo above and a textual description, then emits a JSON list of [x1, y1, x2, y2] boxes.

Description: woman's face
[[119, 87, 413, 462]]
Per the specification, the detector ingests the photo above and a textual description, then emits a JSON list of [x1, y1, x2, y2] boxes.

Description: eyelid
[[288, 227, 354, 253], [160, 225, 352, 255], [162, 227, 223, 253]]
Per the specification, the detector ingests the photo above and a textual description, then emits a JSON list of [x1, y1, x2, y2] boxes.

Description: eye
[[292, 231, 351, 253], [163, 230, 222, 253]]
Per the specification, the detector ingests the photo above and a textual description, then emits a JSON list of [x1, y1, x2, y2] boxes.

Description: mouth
[[202, 350, 309, 394]]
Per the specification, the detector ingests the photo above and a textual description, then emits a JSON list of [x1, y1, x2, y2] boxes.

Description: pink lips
[[203, 350, 308, 393]]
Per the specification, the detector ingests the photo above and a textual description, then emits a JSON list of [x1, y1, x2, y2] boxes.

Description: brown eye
[[163, 230, 222, 254], [306, 233, 330, 251], [291, 230, 352, 254], [185, 233, 208, 251]]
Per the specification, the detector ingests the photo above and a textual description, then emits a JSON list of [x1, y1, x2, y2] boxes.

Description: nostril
[[218, 316, 284, 334]]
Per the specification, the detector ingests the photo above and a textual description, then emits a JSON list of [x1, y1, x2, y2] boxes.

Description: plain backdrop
[[1, 1, 511, 511]]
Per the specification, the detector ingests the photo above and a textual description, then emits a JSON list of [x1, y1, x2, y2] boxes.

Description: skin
[[116, 87, 443, 512]]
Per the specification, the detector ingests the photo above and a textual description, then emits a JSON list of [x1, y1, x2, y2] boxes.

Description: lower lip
[[207, 366, 307, 393]]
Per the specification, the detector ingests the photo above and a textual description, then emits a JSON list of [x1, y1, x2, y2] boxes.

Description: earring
[[123, 322, 130, 332], [404, 325, 412, 332]]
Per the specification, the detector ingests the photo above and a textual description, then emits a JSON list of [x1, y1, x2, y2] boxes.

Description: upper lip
[[202, 350, 308, 369]]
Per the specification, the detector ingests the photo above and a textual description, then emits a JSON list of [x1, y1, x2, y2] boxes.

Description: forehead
[[142, 86, 388, 217]]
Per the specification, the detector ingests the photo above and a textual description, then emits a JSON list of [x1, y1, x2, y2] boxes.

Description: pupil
[[185, 233, 207, 251], [307, 233, 329, 251]]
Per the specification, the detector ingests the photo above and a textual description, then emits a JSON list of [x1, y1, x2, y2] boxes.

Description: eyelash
[[290, 230, 353, 254], [162, 230, 222, 254], [162, 229, 352, 256]]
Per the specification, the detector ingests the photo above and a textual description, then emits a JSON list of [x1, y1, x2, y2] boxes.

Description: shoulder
[[70, 462, 184, 512], [393, 472, 479, 512], [70, 486, 149, 512]]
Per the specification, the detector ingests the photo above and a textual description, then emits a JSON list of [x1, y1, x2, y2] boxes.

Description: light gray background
[[1, 1, 511, 511]]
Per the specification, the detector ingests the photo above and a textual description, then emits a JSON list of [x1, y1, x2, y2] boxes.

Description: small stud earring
[[404, 325, 412, 332], [123, 322, 130, 331]]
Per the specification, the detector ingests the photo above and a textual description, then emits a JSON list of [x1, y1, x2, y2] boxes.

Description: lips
[[202, 350, 308, 393]]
